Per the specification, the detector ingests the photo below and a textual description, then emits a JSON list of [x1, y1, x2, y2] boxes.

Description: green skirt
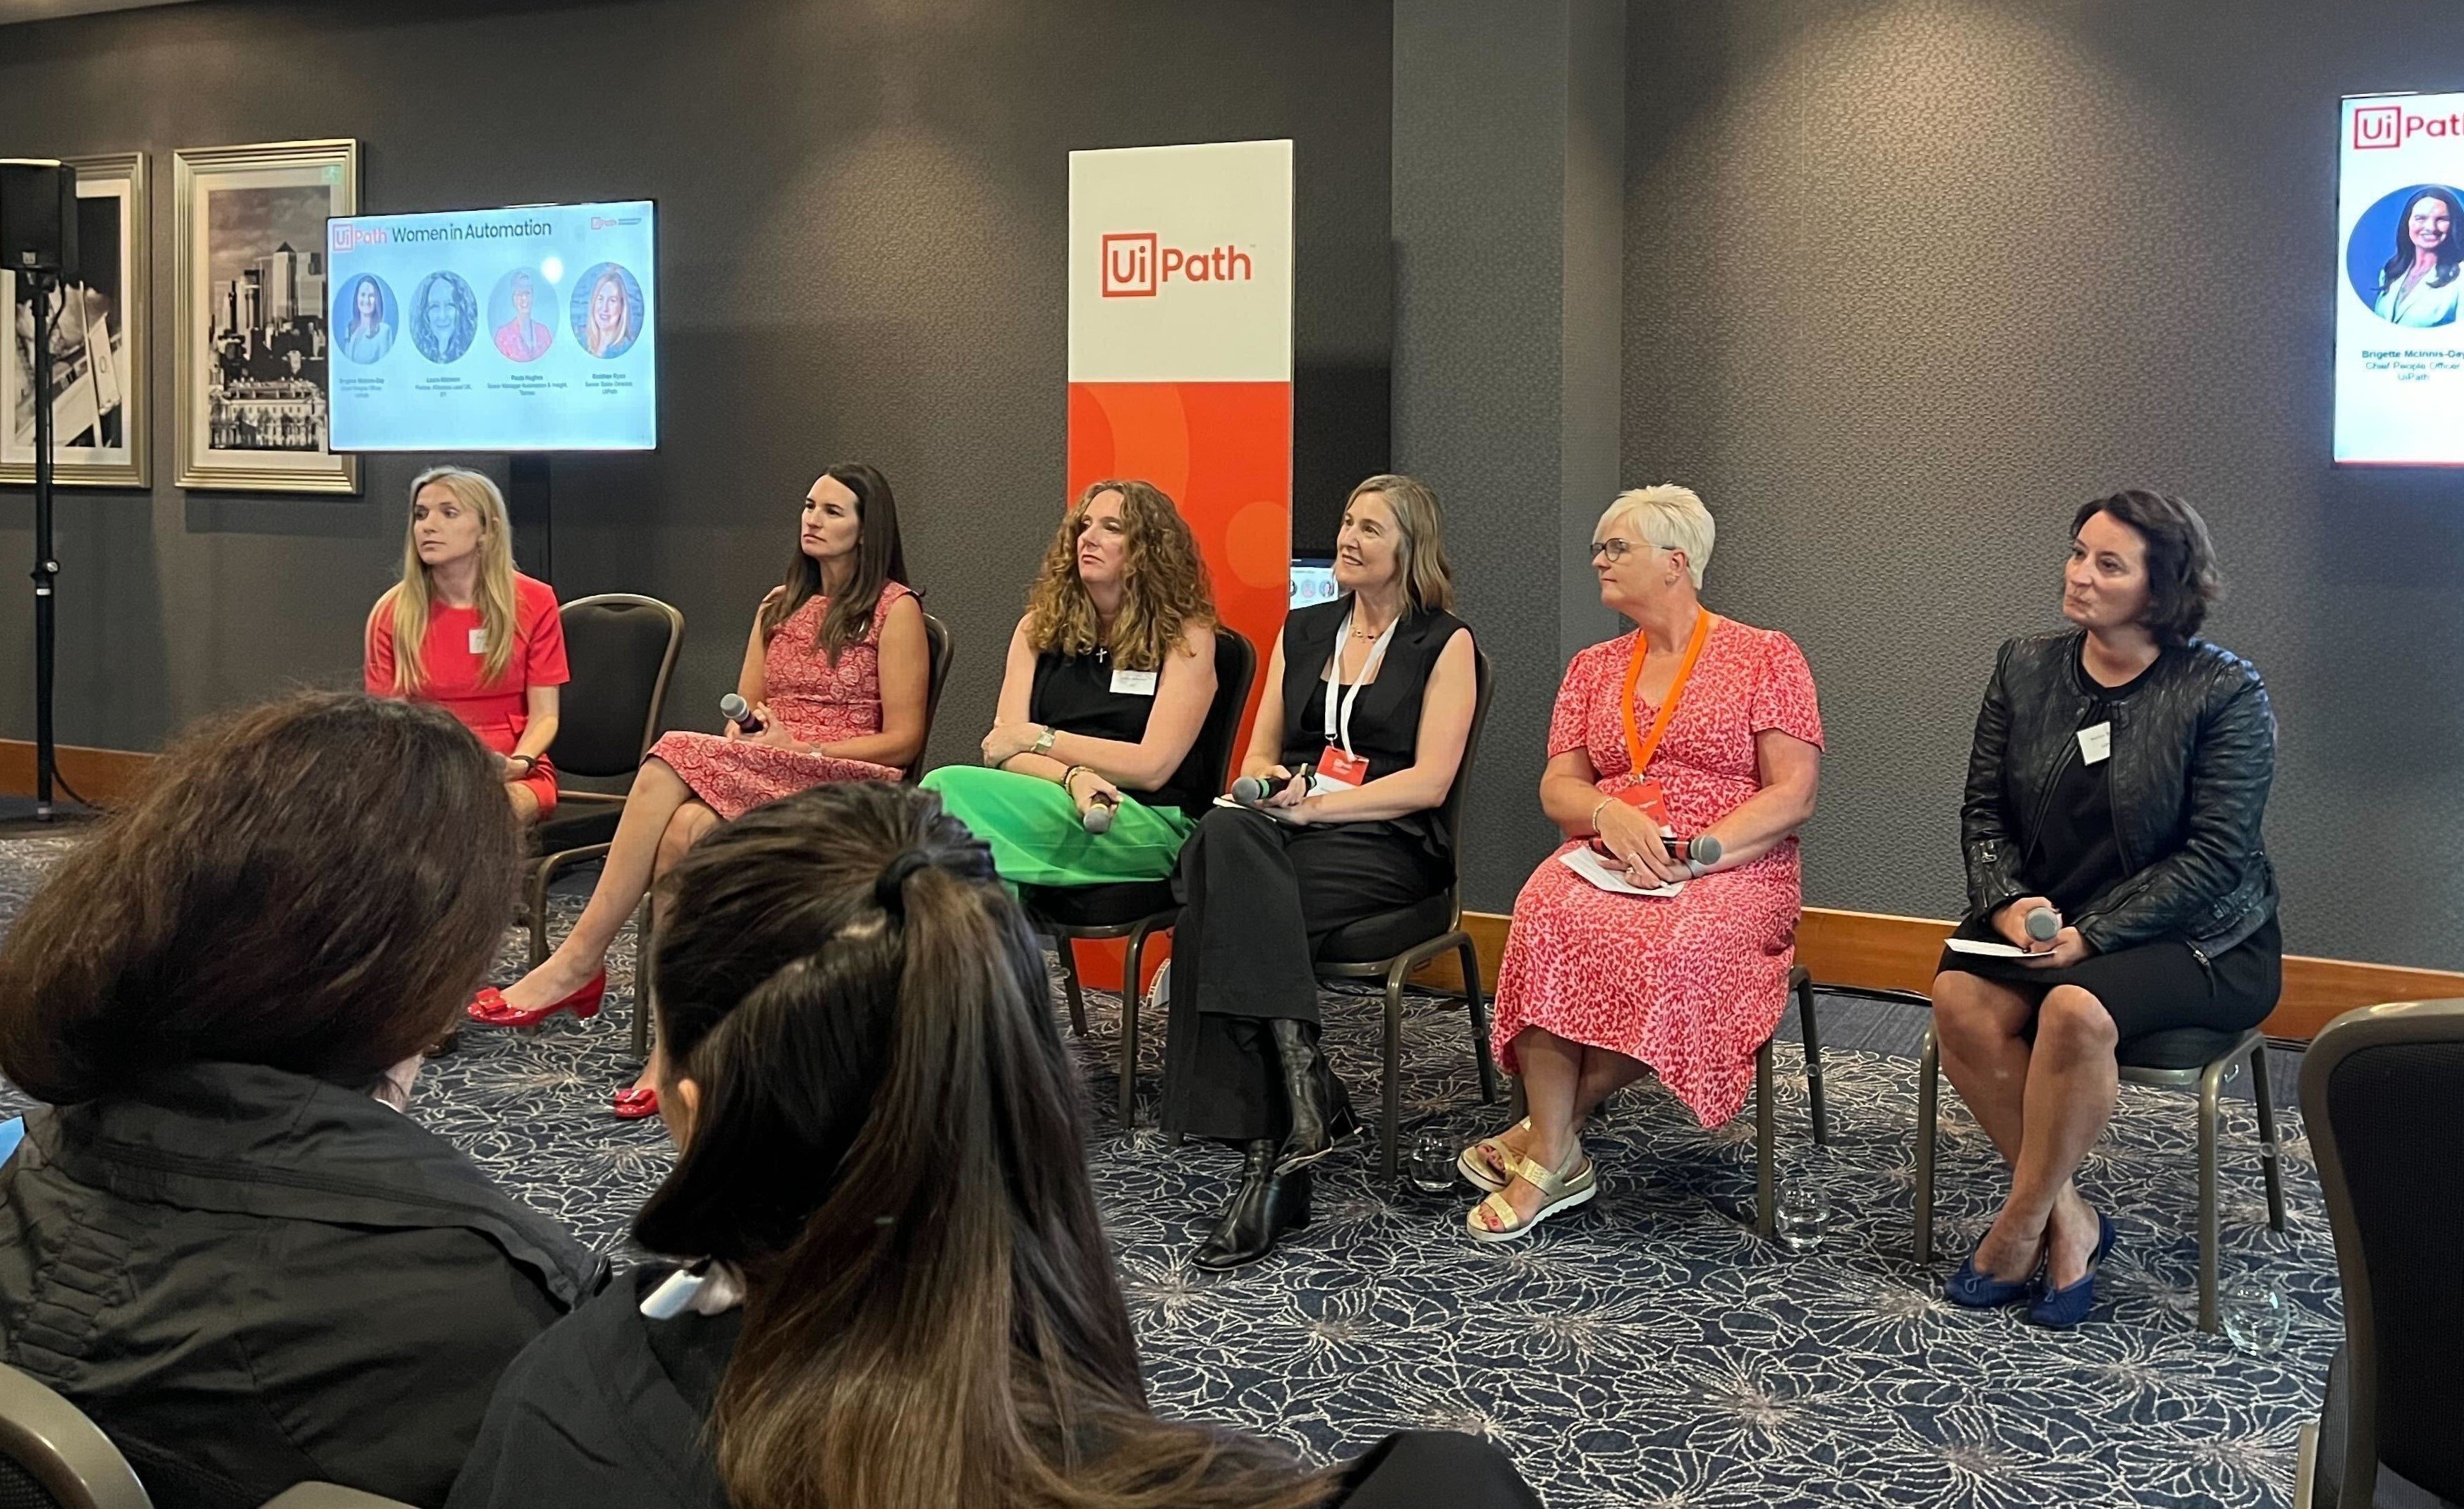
[[918, 766, 1196, 888]]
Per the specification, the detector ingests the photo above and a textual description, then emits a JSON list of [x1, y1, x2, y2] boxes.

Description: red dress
[[651, 582, 914, 821], [365, 573, 568, 816], [1491, 616, 1824, 1127]]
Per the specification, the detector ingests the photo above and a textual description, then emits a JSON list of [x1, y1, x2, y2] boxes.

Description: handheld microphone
[[2025, 905, 2061, 943], [1231, 766, 1312, 805], [1081, 790, 1118, 835], [719, 692, 762, 735], [1590, 832, 1721, 868]]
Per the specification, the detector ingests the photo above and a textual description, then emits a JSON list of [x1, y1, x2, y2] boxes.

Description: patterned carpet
[[0, 836, 2336, 1508]]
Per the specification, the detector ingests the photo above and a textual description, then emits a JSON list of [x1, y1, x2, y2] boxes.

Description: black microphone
[[1082, 789, 1118, 835], [2025, 905, 2061, 942], [1592, 832, 1722, 868], [1231, 766, 1312, 805], [719, 692, 762, 735]]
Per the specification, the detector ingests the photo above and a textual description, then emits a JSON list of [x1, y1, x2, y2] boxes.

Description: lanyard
[[1621, 609, 1715, 776], [1322, 604, 1400, 757]]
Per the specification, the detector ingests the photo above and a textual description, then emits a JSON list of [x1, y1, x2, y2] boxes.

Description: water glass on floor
[[1774, 1144, 1835, 1253], [2219, 1268, 2291, 1356], [1408, 1130, 1458, 1195]]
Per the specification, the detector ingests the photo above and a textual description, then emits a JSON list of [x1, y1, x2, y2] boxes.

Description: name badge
[[2077, 722, 2112, 766], [1312, 745, 1371, 793], [1110, 667, 1158, 697], [1614, 779, 1671, 828], [468, 628, 489, 654]]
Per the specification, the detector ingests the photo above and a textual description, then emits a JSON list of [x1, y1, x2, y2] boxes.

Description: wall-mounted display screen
[[324, 200, 655, 452], [2336, 95, 2463, 465]]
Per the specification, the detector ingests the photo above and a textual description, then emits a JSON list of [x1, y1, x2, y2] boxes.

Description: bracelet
[[510, 754, 537, 774], [1059, 764, 1089, 795], [1589, 797, 1611, 833], [1032, 726, 1059, 756]]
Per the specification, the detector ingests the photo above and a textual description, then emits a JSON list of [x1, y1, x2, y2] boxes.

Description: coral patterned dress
[[649, 582, 915, 821], [1492, 615, 1824, 1128]]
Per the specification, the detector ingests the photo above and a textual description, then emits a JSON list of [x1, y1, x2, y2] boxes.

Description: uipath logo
[[330, 224, 389, 253], [1100, 232, 1255, 297], [2353, 104, 2464, 149]]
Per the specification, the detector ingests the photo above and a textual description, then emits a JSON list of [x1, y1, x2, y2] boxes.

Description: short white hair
[[1598, 484, 1714, 589]]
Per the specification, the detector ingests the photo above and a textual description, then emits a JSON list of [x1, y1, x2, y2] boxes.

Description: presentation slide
[[324, 200, 656, 452], [2336, 94, 2464, 465]]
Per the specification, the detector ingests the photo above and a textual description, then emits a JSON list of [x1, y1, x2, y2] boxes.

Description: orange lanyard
[[1621, 610, 1714, 776]]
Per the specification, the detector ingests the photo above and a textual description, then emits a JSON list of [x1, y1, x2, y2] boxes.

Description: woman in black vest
[[1161, 475, 1477, 1270]]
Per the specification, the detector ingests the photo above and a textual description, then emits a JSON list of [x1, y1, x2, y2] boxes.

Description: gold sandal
[[1466, 1147, 1597, 1244], [1456, 1118, 1530, 1193]]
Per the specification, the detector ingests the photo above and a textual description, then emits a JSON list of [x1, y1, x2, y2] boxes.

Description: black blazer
[[452, 1266, 1539, 1509], [1960, 630, 2277, 956], [0, 1063, 606, 1509]]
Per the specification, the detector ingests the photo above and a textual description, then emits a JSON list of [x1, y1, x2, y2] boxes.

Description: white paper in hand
[[1559, 845, 1685, 898], [1943, 937, 2031, 958]]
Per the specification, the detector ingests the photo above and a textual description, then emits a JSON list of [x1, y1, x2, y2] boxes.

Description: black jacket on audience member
[[0, 1062, 607, 1509], [450, 1266, 1543, 1509], [1960, 628, 2277, 957]]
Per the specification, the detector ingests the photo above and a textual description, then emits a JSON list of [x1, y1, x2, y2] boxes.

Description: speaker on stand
[[2, 158, 81, 822]]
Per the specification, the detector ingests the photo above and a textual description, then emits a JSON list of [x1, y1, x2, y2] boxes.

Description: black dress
[[449, 1266, 1539, 1509], [1032, 647, 1216, 819], [1939, 642, 2281, 1040], [1159, 599, 1470, 1142]]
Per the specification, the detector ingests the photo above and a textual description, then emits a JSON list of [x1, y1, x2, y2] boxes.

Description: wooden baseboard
[[1408, 905, 2464, 1044], [0, 739, 155, 807]]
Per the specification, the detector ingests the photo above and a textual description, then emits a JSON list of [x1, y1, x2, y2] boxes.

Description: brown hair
[[2070, 489, 2222, 644], [0, 693, 516, 1103], [756, 462, 912, 665], [1345, 474, 1456, 613], [633, 781, 1331, 1509], [1023, 479, 1216, 672]]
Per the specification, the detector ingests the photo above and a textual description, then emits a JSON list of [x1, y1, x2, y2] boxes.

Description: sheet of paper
[[1212, 794, 1303, 824], [1943, 937, 2032, 958], [1558, 845, 1685, 898]]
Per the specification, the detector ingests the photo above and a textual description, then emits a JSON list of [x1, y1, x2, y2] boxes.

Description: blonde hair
[[1599, 484, 1715, 589], [1345, 474, 1455, 613], [1023, 480, 1216, 672], [585, 269, 630, 357], [372, 466, 519, 695]]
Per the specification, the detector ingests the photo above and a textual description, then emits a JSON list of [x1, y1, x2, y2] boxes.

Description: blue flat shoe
[[2026, 1211, 2118, 1330], [1944, 1242, 2042, 1309]]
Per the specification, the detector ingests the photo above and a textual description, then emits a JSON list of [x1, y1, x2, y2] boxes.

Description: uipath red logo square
[[2354, 105, 2403, 149], [1102, 233, 1157, 297]]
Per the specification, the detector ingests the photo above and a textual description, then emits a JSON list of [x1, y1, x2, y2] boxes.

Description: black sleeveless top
[[1030, 646, 1216, 819], [1276, 597, 1471, 865]]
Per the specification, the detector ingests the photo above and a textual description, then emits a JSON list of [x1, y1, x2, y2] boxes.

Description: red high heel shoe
[[467, 970, 606, 1029], [611, 1086, 660, 1120]]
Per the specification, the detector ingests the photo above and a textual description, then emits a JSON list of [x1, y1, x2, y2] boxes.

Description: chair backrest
[[0, 1365, 151, 1509], [1193, 626, 1259, 798], [2300, 998, 2464, 1508], [546, 594, 684, 779], [1432, 648, 1496, 927], [910, 612, 955, 786]]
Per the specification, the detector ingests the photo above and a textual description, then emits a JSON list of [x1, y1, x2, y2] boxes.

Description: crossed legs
[[1480, 1026, 1656, 1224], [1932, 968, 2119, 1289]]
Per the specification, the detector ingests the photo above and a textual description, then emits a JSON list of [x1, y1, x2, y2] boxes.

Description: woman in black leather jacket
[[1932, 489, 2278, 1330]]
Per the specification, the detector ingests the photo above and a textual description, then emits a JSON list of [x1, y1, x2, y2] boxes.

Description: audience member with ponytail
[[446, 780, 1537, 1509]]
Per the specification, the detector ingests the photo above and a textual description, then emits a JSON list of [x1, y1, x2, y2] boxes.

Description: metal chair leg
[[1506, 1073, 1527, 1123], [1119, 922, 1156, 1126], [1382, 960, 1408, 1185], [1460, 937, 1497, 1104], [1795, 970, 1829, 1147], [2198, 1057, 2226, 1333], [1054, 936, 1088, 1037], [630, 897, 652, 1060], [2251, 1041, 2286, 1233], [1914, 1024, 1940, 1264], [1755, 1037, 1776, 1240], [527, 862, 552, 969]]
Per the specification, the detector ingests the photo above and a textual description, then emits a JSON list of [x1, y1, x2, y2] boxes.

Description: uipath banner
[[2336, 92, 2464, 465], [1067, 139, 1293, 988]]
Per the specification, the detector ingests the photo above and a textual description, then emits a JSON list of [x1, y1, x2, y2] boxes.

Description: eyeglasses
[[1590, 538, 1658, 563]]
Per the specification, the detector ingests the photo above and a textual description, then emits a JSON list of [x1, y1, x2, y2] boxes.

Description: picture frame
[[2, 151, 150, 489], [173, 138, 360, 494]]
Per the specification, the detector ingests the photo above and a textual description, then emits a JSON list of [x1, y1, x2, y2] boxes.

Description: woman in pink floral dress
[[1463, 485, 1824, 1242], [473, 463, 929, 1119]]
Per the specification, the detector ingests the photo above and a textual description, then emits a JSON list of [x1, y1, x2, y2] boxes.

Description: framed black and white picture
[[2, 152, 149, 489], [173, 138, 359, 494]]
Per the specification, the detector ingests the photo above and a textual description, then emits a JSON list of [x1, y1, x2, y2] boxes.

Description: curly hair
[[1023, 479, 1215, 671]]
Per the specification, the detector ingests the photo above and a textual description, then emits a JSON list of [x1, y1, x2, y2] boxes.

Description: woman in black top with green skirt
[[1933, 489, 2279, 1330], [1160, 476, 1477, 1271]]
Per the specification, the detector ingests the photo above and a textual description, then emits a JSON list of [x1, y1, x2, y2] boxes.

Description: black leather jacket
[[1960, 630, 2277, 958]]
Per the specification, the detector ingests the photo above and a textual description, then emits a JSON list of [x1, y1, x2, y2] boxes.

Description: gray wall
[[1625, 0, 2464, 966], [0, 0, 1391, 776]]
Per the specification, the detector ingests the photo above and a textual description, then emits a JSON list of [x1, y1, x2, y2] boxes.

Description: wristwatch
[[1032, 726, 1059, 756]]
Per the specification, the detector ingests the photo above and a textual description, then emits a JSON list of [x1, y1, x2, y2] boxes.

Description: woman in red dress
[[475, 463, 929, 1120], [1463, 485, 1824, 1242], [365, 467, 568, 826]]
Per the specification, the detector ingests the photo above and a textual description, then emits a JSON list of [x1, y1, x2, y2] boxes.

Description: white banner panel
[[1068, 140, 1293, 384], [2334, 92, 2464, 465]]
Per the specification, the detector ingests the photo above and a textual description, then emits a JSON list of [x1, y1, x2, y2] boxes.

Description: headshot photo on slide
[[489, 267, 556, 362], [571, 262, 643, 359], [334, 274, 396, 364], [410, 270, 480, 362], [2349, 183, 2463, 329]]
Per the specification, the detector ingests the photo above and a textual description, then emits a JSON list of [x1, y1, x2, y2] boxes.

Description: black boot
[[1193, 1140, 1313, 1271], [1270, 1018, 1358, 1174]]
